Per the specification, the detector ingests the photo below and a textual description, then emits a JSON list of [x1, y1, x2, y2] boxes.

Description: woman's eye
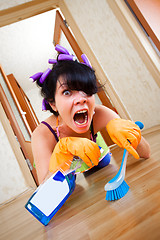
[[63, 90, 71, 96]]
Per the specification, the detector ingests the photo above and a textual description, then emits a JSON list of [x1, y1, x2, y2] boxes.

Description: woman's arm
[[93, 104, 119, 133], [136, 136, 150, 159], [31, 125, 57, 184], [94, 105, 150, 159]]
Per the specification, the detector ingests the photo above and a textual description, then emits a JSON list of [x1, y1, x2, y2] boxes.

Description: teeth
[[76, 110, 87, 114], [74, 110, 88, 125]]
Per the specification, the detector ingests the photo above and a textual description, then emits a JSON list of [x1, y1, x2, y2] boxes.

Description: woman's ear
[[49, 102, 57, 112]]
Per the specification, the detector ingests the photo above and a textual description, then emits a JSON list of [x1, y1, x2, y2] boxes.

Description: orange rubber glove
[[49, 137, 101, 173], [106, 118, 141, 159]]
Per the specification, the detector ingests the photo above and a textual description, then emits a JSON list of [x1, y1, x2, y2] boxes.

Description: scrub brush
[[104, 121, 144, 201]]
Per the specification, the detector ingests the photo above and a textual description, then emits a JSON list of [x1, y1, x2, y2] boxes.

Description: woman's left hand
[[106, 118, 141, 159]]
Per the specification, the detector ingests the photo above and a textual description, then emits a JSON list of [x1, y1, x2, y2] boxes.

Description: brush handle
[[107, 148, 128, 186], [135, 121, 144, 130], [118, 121, 144, 176], [104, 121, 144, 191], [111, 121, 143, 180], [116, 148, 128, 180]]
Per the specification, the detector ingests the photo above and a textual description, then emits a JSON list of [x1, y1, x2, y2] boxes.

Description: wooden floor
[[0, 128, 160, 240]]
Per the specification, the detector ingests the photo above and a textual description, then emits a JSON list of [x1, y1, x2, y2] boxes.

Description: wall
[[0, 0, 32, 11], [0, 121, 28, 204], [0, 9, 56, 92], [63, 0, 160, 129]]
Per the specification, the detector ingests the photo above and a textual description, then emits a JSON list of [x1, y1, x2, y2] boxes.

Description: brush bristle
[[105, 181, 129, 201]]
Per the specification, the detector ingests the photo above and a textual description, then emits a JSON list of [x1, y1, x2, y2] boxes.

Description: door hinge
[[26, 159, 33, 171], [64, 19, 69, 28]]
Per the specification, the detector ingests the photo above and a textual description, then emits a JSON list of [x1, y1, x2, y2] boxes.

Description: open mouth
[[73, 110, 88, 125]]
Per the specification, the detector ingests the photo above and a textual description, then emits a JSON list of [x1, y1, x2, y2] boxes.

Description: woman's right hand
[[49, 137, 101, 173]]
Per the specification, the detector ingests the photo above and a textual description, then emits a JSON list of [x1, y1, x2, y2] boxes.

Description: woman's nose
[[73, 91, 87, 105]]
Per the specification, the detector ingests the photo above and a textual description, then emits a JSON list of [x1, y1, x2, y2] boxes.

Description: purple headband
[[30, 44, 92, 111]]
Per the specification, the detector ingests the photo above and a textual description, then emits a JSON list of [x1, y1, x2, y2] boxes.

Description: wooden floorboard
[[0, 129, 160, 240]]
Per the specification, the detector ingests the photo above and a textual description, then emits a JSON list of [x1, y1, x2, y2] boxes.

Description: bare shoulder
[[31, 116, 57, 153], [32, 115, 56, 138], [31, 124, 46, 144], [93, 104, 119, 133]]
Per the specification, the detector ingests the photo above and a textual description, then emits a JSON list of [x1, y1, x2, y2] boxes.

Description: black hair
[[36, 59, 101, 115]]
